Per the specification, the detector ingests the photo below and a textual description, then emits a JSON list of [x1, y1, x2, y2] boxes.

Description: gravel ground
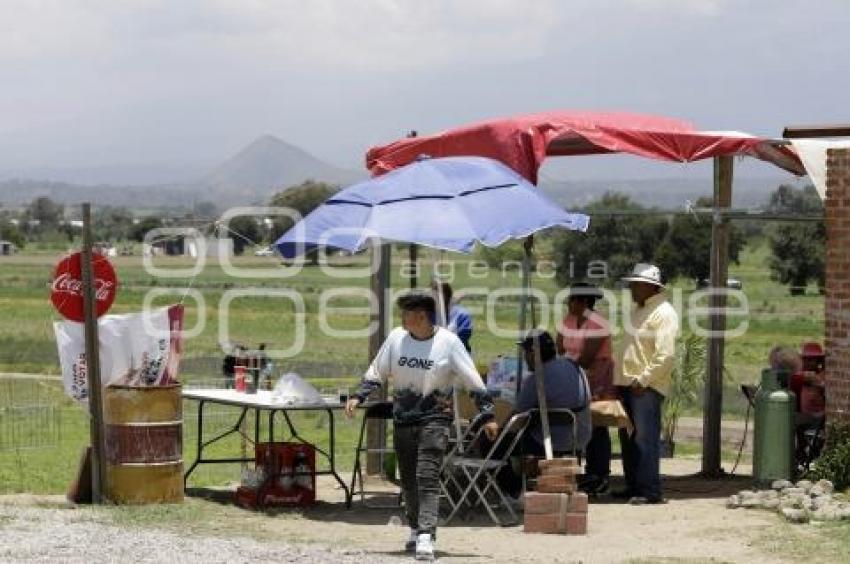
[[2, 459, 821, 564], [0, 503, 406, 564]]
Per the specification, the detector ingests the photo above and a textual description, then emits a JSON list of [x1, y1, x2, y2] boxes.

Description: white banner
[[54, 305, 184, 403], [790, 139, 850, 200]]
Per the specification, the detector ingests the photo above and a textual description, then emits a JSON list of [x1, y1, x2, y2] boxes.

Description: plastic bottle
[[487, 355, 504, 391], [263, 361, 275, 390], [235, 365, 246, 392], [279, 459, 294, 490], [293, 452, 312, 490]]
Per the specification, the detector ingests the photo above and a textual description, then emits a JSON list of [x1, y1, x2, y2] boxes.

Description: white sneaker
[[404, 529, 417, 553], [415, 532, 435, 561]]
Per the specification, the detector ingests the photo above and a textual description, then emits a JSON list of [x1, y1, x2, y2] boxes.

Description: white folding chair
[[442, 411, 532, 526]]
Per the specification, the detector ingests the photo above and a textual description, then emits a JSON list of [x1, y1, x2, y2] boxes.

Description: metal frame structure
[[366, 131, 803, 477]]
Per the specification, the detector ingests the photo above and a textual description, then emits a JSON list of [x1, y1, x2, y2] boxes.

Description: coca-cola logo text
[[51, 272, 115, 302]]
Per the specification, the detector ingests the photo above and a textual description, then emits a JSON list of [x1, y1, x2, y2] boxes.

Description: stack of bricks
[[523, 457, 588, 535], [825, 147, 850, 426]]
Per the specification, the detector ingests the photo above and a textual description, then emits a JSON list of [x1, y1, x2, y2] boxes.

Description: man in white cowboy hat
[[613, 263, 679, 504]]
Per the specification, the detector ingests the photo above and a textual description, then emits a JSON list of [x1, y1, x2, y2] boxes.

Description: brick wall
[[824, 147, 850, 425]]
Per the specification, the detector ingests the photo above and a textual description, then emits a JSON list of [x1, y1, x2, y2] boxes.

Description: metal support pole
[[366, 242, 391, 475], [515, 238, 532, 397], [524, 237, 553, 459], [81, 203, 107, 502], [702, 156, 733, 477], [430, 250, 465, 453], [409, 244, 418, 289], [406, 130, 419, 291]]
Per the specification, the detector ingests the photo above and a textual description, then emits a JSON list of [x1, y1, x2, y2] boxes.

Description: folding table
[[182, 388, 351, 507]]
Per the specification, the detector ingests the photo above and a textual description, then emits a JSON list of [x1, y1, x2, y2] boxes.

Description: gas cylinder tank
[[753, 368, 795, 487]]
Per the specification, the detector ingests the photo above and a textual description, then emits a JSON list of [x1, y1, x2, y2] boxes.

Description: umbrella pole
[[524, 237, 553, 460], [431, 251, 465, 453], [516, 243, 530, 397]]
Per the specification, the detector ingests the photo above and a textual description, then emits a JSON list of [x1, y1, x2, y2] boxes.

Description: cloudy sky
[[0, 0, 846, 182]]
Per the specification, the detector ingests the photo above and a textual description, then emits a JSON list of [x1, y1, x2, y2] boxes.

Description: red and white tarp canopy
[[366, 111, 804, 182]]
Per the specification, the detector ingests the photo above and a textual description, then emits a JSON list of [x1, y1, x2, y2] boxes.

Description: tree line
[[0, 182, 825, 295], [483, 184, 825, 295]]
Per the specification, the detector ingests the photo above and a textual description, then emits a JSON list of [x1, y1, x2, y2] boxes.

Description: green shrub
[[662, 333, 707, 444], [807, 423, 850, 490]]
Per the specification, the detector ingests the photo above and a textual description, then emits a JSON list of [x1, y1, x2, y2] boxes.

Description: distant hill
[[199, 135, 363, 204], [0, 135, 795, 212], [0, 135, 365, 210]]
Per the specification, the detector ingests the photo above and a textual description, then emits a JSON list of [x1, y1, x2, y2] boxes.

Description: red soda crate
[[254, 442, 316, 507]]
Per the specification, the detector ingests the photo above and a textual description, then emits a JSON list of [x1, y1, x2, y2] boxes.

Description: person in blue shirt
[[432, 281, 473, 352], [516, 330, 592, 456]]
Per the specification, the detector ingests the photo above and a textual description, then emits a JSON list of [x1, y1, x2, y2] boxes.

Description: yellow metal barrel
[[104, 384, 183, 504]]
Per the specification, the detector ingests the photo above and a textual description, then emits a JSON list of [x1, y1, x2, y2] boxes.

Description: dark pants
[[394, 420, 450, 536], [585, 426, 612, 480], [618, 386, 664, 500]]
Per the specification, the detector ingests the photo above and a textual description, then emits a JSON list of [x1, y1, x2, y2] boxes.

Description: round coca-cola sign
[[50, 252, 117, 322]]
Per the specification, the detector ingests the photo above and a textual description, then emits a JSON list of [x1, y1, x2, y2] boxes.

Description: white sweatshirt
[[353, 326, 494, 425]]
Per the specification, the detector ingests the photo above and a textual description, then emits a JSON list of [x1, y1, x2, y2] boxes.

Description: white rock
[[772, 479, 794, 491], [742, 497, 763, 509], [812, 496, 834, 510], [814, 479, 835, 495], [796, 480, 814, 493], [726, 495, 741, 509], [782, 493, 806, 507], [763, 499, 781, 511], [783, 487, 806, 496], [782, 508, 810, 523], [759, 490, 780, 500]]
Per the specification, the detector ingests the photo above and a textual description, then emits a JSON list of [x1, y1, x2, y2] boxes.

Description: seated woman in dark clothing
[[515, 330, 592, 456], [475, 330, 592, 498]]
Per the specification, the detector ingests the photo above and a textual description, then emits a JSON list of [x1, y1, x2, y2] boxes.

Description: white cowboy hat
[[621, 263, 665, 288]]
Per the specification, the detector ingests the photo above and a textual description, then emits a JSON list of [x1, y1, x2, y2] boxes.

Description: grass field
[[0, 241, 825, 493]]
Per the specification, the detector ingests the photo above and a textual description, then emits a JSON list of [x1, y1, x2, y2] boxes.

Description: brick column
[[825, 147, 850, 425]]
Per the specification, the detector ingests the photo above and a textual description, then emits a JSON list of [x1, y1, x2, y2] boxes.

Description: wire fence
[[0, 363, 359, 456], [0, 377, 64, 451]]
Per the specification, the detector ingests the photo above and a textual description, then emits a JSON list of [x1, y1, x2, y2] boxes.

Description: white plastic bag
[[270, 372, 323, 406], [54, 306, 183, 404]]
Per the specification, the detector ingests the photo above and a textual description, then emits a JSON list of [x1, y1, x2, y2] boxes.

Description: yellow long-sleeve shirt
[[615, 292, 679, 396]]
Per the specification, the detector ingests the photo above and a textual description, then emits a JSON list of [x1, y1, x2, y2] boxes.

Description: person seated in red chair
[[790, 342, 826, 460]]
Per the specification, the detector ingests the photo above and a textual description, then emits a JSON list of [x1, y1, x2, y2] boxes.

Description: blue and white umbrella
[[274, 156, 589, 258], [274, 155, 590, 459]]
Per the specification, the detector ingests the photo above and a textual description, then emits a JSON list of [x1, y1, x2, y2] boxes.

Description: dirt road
[[3, 458, 813, 564]]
